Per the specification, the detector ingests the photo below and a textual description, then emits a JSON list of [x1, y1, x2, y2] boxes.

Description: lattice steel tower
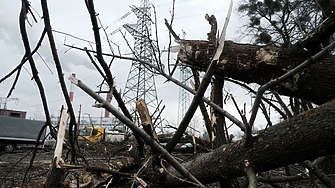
[[122, 0, 161, 122], [178, 66, 192, 124], [177, 31, 192, 124]]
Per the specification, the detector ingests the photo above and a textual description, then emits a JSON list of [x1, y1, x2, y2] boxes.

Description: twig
[[230, 94, 253, 146], [96, 15, 114, 55], [225, 78, 287, 119], [52, 29, 95, 44], [3, 151, 32, 182], [36, 52, 53, 74], [119, 30, 138, 59], [151, 99, 163, 119], [6, 63, 22, 98], [258, 172, 307, 183], [169, 57, 180, 77], [273, 92, 292, 118], [166, 0, 176, 74], [259, 101, 273, 127], [152, 4, 163, 72], [230, 94, 247, 125], [136, 157, 152, 175], [84, 47, 107, 82], [160, 158, 199, 187], [85, 166, 134, 178], [165, 54, 217, 152], [164, 18, 180, 41], [153, 104, 165, 127]]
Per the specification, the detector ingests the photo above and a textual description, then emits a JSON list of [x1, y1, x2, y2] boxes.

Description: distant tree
[[238, 0, 335, 47]]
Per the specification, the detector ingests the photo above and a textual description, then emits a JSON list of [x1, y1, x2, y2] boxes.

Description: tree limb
[[41, 0, 77, 164], [302, 160, 335, 188]]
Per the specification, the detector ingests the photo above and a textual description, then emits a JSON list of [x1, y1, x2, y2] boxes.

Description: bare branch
[[164, 18, 180, 41], [52, 29, 95, 44], [302, 160, 335, 188], [41, 0, 77, 163], [273, 92, 292, 118], [166, 0, 176, 75], [96, 15, 114, 55], [245, 166, 258, 188]]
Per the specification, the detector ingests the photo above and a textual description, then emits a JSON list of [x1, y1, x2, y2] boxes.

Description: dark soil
[[0, 143, 334, 188]]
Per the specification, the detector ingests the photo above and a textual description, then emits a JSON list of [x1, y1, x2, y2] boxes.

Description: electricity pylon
[[0, 97, 19, 110], [122, 0, 161, 128], [177, 66, 192, 124], [177, 30, 192, 125]]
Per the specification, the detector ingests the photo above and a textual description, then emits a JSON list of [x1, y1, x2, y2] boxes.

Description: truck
[[77, 126, 125, 143], [0, 115, 46, 153]]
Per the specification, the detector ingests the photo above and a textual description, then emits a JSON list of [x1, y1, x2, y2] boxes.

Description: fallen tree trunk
[[157, 98, 335, 186], [177, 40, 335, 105]]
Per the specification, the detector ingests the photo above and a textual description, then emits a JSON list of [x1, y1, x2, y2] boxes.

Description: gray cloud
[[0, 0, 246, 128]]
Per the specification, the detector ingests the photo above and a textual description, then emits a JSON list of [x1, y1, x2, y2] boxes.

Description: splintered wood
[[135, 98, 159, 142], [54, 109, 69, 168]]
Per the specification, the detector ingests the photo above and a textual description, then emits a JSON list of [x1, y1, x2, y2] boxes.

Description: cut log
[[177, 40, 335, 105]]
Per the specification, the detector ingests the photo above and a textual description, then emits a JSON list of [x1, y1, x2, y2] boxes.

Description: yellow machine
[[78, 127, 105, 143]]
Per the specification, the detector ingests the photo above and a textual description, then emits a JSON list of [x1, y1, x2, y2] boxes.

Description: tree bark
[[43, 158, 66, 188], [177, 40, 335, 105], [210, 76, 227, 148], [157, 98, 335, 187]]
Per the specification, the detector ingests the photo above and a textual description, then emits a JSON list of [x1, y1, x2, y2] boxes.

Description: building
[[0, 109, 26, 119]]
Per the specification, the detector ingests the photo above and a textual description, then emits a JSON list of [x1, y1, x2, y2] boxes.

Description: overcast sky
[[0, 0, 267, 134]]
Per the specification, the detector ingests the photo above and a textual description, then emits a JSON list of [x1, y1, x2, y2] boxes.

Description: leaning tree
[[2, 0, 335, 187]]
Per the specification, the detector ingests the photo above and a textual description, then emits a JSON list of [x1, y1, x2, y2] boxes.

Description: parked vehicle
[[0, 115, 46, 153], [77, 127, 125, 143]]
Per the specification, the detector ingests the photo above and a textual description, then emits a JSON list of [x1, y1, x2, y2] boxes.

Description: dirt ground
[[0, 149, 53, 187], [0, 144, 333, 188]]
